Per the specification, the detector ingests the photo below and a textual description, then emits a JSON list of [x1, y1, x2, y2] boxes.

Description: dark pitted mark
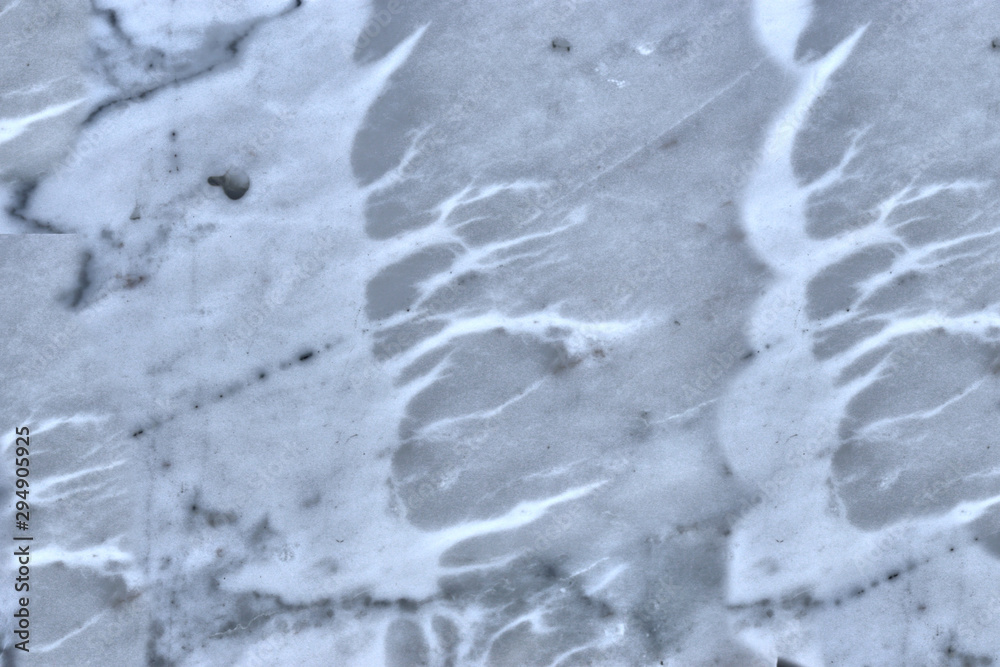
[[551, 37, 571, 51], [299, 351, 314, 362], [207, 168, 250, 200], [777, 659, 807, 667]]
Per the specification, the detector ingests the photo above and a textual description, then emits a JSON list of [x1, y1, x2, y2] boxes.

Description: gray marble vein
[[3, 0, 1000, 665]]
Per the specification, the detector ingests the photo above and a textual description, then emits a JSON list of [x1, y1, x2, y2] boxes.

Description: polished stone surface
[[3, 0, 1000, 664]]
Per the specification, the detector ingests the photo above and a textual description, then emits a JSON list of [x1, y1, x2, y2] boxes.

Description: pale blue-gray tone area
[[2, 0, 1000, 665]]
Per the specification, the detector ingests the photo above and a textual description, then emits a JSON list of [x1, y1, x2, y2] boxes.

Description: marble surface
[[3, 0, 1000, 664]]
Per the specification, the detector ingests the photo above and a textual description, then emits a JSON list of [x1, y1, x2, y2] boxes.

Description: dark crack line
[[83, 0, 304, 126], [4, 181, 64, 233]]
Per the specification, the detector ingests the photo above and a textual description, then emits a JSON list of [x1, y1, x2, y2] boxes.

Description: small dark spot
[[551, 37, 571, 51], [162, 461, 171, 469], [259, 372, 267, 379], [741, 351, 754, 360], [132, 430, 144, 437], [992, 38, 1000, 49], [661, 138, 679, 150], [299, 351, 314, 362], [191, 505, 198, 512], [194, 405, 199, 409], [887, 571, 899, 580], [673, 320, 681, 325]]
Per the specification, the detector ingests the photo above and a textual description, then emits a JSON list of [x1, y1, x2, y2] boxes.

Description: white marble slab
[[3, 0, 1000, 664]]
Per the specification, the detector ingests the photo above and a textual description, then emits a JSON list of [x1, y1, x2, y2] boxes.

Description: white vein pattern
[[2, 0, 1000, 665]]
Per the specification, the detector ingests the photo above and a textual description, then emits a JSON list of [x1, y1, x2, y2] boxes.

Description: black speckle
[[132, 429, 144, 437], [992, 38, 1000, 49], [887, 571, 900, 580], [299, 351, 314, 362], [259, 372, 267, 380]]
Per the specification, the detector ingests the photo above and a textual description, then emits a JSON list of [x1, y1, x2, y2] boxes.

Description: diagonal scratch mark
[[540, 58, 767, 214]]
